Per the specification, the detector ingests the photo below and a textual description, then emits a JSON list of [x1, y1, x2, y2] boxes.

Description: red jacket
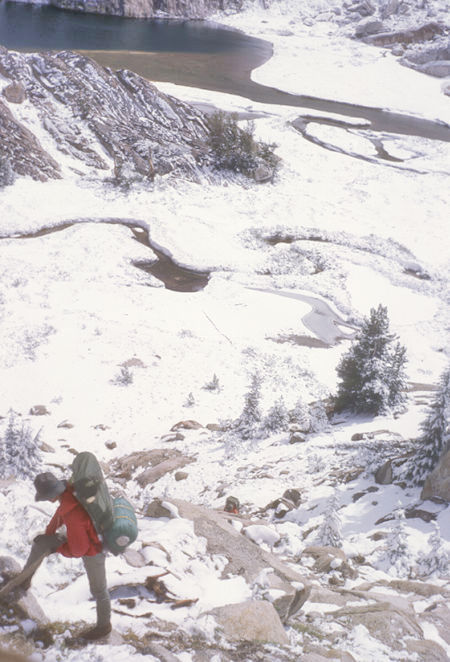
[[45, 486, 102, 558]]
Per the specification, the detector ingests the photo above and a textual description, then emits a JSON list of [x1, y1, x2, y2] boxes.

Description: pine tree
[[289, 398, 311, 433], [0, 410, 42, 479], [235, 373, 262, 440], [384, 509, 410, 577], [416, 521, 449, 578], [317, 492, 342, 548], [264, 396, 289, 433], [407, 368, 450, 486], [334, 304, 407, 415]]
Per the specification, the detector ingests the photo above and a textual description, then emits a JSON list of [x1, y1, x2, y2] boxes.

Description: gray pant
[[24, 535, 111, 627]]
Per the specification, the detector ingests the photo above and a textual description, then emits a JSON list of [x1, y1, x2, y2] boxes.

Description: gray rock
[[354, 18, 384, 38], [375, 459, 393, 484], [29, 405, 51, 416], [379, 0, 400, 20], [253, 164, 274, 183], [417, 61, 450, 78], [111, 448, 195, 484], [140, 641, 180, 662], [123, 548, 147, 568], [137, 455, 195, 487], [421, 449, 450, 502], [168, 498, 310, 622], [171, 420, 203, 431], [174, 471, 189, 481], [332, 601, 422, 650], [289, 432, 306, 444], [0, 556, 21, 577], [16, 592, 49, 626], [420, 602, 450, 646], [145, 499, 177, 518], [405, 639, 449, 661], [2, 81, 26, 104], [365, 22, 444, 47], [210, 600, 289, 645]]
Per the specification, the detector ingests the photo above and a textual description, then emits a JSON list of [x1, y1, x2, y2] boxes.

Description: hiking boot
[[80, 623, 112, 641]]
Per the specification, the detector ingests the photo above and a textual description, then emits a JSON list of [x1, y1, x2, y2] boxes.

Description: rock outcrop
[[0, 47, 214, 184], [41, 0, 242, 19], [152, 497, 310, 623]]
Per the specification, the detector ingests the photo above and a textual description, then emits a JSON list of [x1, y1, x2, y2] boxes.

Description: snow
[[0, 0, 450, 660]]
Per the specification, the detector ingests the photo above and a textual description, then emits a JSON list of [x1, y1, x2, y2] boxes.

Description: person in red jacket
[[20, 472, 111, 641]]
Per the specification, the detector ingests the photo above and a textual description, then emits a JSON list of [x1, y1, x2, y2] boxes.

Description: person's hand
[[33, 533, 63, 552]]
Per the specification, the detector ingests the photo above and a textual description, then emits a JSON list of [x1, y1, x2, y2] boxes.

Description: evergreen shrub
[[334, 304, 408, 415], [206, 111, 280, 179]]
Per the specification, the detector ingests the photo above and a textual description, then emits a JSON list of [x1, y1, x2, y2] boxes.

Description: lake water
[[0, 1, 263, 54], [1, 1, 449, 143]]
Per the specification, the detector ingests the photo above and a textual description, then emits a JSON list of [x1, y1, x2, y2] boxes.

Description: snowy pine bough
[[407, 367, 450, 486], [0, 410, 42, 480]]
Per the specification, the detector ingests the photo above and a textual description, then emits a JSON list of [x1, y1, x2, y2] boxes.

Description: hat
[[34, 473, 66, 502]]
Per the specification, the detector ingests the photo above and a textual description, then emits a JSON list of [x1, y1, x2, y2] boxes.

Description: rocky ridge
[[0, 47, 215, 185], [45, 0, 243, 19]]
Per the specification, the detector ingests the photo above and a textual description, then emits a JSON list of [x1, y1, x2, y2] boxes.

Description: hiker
[[224, 496, 240, 514], [20, 472, 111, 641]]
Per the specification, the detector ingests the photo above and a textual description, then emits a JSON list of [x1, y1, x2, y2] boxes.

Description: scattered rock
[[170, 420, 203, 431], [289, 432, 306, 444], [404, 507, 436, 523], [2, 81, 26, 104], [364, 22, 444, 47], [105, 441, 117, 450], [375, 460, 393, 484], [405, 639, 449, 662], [209, 600, 289, 645], [167, 498, 310, 622], [139, 641, 180, 662], [15, 592, 49, 627], [417, 61, 450, 78], [253, 164, 274, 183], [123, 548, 147, 568], [29, 405, 50, 416], [174, 471, 188, 481], [111, 448, 194, 484], [354, 18, 384, 38], [302, 546, 356, 578], [161, 432, 185, 443], [206, 423, 227, 432], [93, 424, 110, 430], [331, 466, 365, 483], [39, 441, 55, 453], [57, 420, 74, 429], [332, 601, 422, 650], [145, 499, 176, 519], [136, 454, 195, 487]]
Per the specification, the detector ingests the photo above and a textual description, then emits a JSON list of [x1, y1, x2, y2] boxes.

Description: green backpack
[[70, 451, 138, 556]]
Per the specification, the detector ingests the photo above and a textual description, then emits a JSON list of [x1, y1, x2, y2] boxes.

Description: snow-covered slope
[[0, 1, 449, 660]]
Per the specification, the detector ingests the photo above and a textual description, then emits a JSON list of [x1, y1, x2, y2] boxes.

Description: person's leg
[[20, 534, 62, 589], [81, 553, 111, 639]]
